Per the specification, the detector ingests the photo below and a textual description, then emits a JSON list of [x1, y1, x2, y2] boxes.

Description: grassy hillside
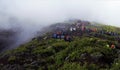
[[0, 20, 120, 70]]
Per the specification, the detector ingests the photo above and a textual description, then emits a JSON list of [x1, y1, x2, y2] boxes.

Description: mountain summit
[[0, 20, 120, 70]]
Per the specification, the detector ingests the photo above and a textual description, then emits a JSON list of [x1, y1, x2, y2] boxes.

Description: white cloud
[[0, 0, 120, 27]]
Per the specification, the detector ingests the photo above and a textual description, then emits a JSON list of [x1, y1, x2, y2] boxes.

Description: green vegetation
[[0, 36, 120, 70]]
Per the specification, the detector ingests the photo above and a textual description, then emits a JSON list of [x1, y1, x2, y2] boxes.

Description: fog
[[0, 0, 120, 50]]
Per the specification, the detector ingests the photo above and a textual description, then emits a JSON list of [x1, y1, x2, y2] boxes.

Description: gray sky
[[0, 0, 120, 27]]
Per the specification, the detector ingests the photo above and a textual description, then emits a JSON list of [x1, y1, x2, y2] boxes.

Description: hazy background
[[0, 0, 120, 50]]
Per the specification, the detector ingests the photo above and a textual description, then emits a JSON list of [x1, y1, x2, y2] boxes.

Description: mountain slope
[[0, 29, 17, 52], [0, 20, 120, 70]]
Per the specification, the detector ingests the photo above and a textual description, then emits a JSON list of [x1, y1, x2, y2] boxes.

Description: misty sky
[[0, 0, 120, 49], [0, 0, 120, 27]]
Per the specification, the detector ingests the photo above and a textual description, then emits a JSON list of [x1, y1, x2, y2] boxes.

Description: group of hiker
[[53, 23, 119, 38], [52, 31, 72, 42], [69, 25, 119, 37], [51, 21, 120, 49]]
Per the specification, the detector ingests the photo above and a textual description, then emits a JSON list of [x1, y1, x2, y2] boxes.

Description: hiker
[[56, 31, 62, 39], [57, 35, 61, 39], [108, 32, 112, 36], [61, 31, 65, 36], [111, 44, 115, 49], [75, 23, 81, 28], [94, 33, 98, 37], [70, 27, 73, 32], [111, 32, 114, 36], [52, 33, 57, 38], [61, 35, 65, 39], [64, 35, 72, 42], [70, 27, 77, 32], [81, 26, 86, 32], [93, 28, 97, 32], [113, 32, 118, 36], [86, 28, 92, 33], [99, 30, 104, 35]]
